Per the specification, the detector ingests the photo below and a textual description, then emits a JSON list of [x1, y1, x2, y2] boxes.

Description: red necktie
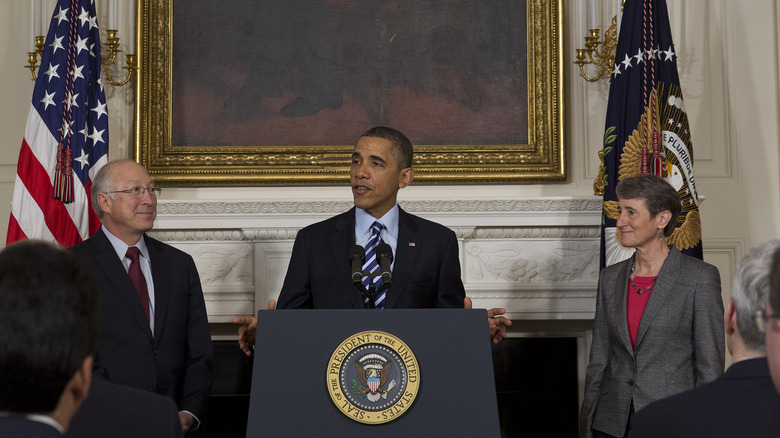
[[126, 247, 150, 322]]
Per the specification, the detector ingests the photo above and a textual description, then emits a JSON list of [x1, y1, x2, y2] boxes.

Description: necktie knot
[[126, 246, 141, 261], [371, 221, 385, 235]]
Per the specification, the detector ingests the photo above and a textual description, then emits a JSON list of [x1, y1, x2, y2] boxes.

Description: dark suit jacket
[[628, 358, 780, 438], [66, 378, 184, 438], [69, 228, 213, 420], [0, 418, 61, 438], [277, 207, 465, 309], [580, 247, 725, 438]]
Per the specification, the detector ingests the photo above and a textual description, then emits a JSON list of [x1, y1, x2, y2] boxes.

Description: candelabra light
[[574, 16, 618, 82], [24, 30, 135, 86], [25, 36, 46, 81], [101, 29, 136, 86]]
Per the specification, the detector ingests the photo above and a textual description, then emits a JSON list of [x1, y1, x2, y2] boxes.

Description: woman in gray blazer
[[580, 175, 724, 438]]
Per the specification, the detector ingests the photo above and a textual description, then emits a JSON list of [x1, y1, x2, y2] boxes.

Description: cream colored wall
[[1, 1, 779, 295]]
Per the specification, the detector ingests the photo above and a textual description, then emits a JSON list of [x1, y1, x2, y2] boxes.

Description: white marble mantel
[[149, 196, 603, 325]]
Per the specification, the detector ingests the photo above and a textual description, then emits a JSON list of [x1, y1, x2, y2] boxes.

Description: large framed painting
[[135, 0, 563, 185]]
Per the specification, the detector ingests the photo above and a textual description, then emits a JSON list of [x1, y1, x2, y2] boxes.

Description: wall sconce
[[101, 29, 136, 86], [24, 0, 136, 86], [573, 16, 619, 83]]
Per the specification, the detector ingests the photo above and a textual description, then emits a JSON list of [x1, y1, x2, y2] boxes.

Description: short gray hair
[[615, 174, 681, 236], [732, 240, 780, 352], [91, 159, 135, 219]]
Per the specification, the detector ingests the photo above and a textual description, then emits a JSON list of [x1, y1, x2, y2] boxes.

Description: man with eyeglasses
[[767, 245, 780, 394], [70, 159, 213, 434], [627, 240, 780, 438]]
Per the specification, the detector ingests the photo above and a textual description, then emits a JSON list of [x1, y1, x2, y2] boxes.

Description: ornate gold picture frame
[[135, 0, 563, 185]]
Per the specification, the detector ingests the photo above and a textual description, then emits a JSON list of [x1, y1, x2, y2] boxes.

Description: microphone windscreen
[[376, 243, 393, 262]]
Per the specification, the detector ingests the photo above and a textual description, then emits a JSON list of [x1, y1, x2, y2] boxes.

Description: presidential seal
[[326, 331, 420, 425]]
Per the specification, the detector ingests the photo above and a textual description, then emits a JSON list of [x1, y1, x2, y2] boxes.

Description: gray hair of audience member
[[732, 240, 780, 352], [90, 159, 135, 219], [0, 240, 99, 414], [615, 174, 681, 237], [358, 126, 414, 169], [770, 246, 780, 314]]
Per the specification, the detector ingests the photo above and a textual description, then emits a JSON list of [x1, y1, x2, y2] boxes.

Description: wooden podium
[[246, 309, 500, 437]]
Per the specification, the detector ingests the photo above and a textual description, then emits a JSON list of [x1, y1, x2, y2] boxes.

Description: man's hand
[[179, 411, 195, 433], [232, 299, 276, 356], [464, 297, 513, 344]]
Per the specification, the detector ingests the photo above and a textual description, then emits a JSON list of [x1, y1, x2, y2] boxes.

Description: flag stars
[[78, 7, 90, 27], [54, 6, 69, 25], [668, 118, 675, 126], [75, 35, 89, 55], [612, 63, 622, 78], [64, 91, 80, 111], [91, 101, 107, 120], [79, 124, 89, 142], [88, 14, 98, 31], [621, 54, 633, 69], [71, 64, 85, 81], [40, 91, 57, 110], [74, 150, 90, 170], [50, 35, 65, 55], [59, 119, 74, 137], [663, 46, 676, 61], [633, 49, 644, 64], [44, 63, 60, 83], [88, 126, 105, 145]]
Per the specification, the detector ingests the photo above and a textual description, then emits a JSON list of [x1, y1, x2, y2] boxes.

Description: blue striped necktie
[[362, 221, 385, 308]]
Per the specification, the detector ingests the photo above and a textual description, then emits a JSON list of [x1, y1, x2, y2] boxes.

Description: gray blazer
[[580, 247, 724, 438]]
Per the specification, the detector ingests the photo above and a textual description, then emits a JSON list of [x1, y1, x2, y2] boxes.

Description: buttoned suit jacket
[[580, 247, 725, 438], [0, 418, 61, 438], [627, 358, 780, 438], [277, 207, 465, 309], [69, 228, 213, 420], [66, 378, 184, 438]]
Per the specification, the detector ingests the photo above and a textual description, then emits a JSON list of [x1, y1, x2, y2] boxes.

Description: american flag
[[7, 0, 108, 246], [598, 0, 702, 268]]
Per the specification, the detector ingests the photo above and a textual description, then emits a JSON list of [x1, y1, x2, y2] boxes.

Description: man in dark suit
[[628, 240, 780, 438], [66, 379, 183, 438], [0, 241, 98, 437], [70, 159, 213, 433], [234, 127, 511, 352]]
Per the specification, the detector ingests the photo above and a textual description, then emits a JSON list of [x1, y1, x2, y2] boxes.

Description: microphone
[[376, 243, 393, 290], [349, 245, 365, 288]]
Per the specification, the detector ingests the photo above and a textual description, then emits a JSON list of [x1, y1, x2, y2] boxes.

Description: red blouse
[[627, 275, 656, 349]]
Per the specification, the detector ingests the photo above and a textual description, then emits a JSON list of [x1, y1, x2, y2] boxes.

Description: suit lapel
[[146, 235, 170, 341], [635, 248, 681, 349], [609, 259, 635, 354], [385, 208, 420, 309], [331, 208, 363, 309], [92, 229, 153, 339]]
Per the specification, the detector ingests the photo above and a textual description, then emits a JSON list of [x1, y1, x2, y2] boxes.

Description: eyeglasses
[[104, 185, 161, 198], [754, 309, 780, 333]]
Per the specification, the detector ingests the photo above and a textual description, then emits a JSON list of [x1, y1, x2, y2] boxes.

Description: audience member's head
[[728, 240, 780, 357], [0, 240, 99, 430], [766, 245, 780, 393]]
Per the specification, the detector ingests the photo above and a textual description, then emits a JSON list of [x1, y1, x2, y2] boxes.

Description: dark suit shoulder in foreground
[[66, 378, 183, 438], [628, 358, 780, 438]]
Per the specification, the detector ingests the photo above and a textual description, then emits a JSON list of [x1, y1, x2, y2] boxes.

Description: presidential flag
[[7, 0, 109, 246], [598, 0, 702, 267]]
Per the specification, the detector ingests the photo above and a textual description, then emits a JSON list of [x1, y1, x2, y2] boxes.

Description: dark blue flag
[[599, 0, 702, 268]]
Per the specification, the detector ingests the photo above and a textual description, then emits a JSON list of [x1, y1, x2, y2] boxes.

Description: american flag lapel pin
[[408, 242, 416, 247]]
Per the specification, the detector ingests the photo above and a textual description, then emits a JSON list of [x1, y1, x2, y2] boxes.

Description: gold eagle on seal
[[603, 88, 701, 252]]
